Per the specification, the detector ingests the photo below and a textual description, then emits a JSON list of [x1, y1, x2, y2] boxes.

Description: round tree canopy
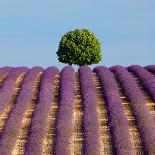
[[56, 29, 102, 66]]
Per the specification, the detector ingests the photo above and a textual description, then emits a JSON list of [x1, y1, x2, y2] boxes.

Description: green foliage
[[56, 29, 102, 66]]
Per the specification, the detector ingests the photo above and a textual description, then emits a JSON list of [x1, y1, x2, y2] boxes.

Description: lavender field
[[0, 65, 155, 155]]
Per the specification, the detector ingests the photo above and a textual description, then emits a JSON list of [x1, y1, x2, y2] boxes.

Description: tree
[[56, 29, 102, 67]]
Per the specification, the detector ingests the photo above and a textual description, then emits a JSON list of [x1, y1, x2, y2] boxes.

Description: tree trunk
[[79, 64, 87, 67]]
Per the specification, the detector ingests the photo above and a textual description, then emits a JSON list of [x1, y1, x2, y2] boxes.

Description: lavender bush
[[128, 65, 155, 103], [145, 65, 155, 73], [0, 67, 28, 115], [53, 66, 75, 155], [24, 67, 59, 155], [0, 67, 43, 154], [79, 66, 101, 155], [111, 65, 155, 154], [93, 66, 134, 155], [0, 67, 13, 77]]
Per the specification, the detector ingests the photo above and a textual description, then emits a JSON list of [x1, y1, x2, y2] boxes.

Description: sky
[[0, 0, 155, 71]]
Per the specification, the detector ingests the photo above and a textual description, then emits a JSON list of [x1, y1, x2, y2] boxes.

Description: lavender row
[[0, 67, 28, 115], [128, 65, 155, 103], [0, 67, 13, 77], [145, 65, 155, 73], [94, 66, 134, 155], [0, 67, 43, 155], [24, 67, 59, 155], [79, 66, 101, 155], [53, 66, 75, 155], [111, 65, 155, 154]]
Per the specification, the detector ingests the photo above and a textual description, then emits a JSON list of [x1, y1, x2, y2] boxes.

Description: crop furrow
[[111, 66, 155, 154], [0, 67, 13, 86], [72, 72, 84, 155], [14, 71, 43, 155], [15, 71, 43, 155], [44, 73, 60, 155], [24, 67, 60, 155], [94, 66, 134, 155], [128, 65, 155, 105], [79, 67, 102, 155], [111, 73, 144, 155], [0, 67, 43, 155], [92, 73, 113, 155], [53, 66, 75, 155], [129, 72, 155, 117], [0, 68, 28, 132]]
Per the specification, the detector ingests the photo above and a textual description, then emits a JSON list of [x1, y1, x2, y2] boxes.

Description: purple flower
[[94, 66, 134, 155], [0, 67, 43, 154], [128, 65, 155, 104], [24, 66, 59, 155], [145, 65, 155, 73], [0, 67, 13, 77], [53, 66, 75, 155], [79, 66, 101, 155], [0, 67, 28, 115], [111, 65, 155, 154]]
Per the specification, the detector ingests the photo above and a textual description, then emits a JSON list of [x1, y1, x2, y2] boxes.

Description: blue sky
[[0, 0, 155, 71]]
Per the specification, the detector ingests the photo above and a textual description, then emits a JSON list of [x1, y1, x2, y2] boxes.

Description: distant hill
[[0, 65, 155, 155]]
